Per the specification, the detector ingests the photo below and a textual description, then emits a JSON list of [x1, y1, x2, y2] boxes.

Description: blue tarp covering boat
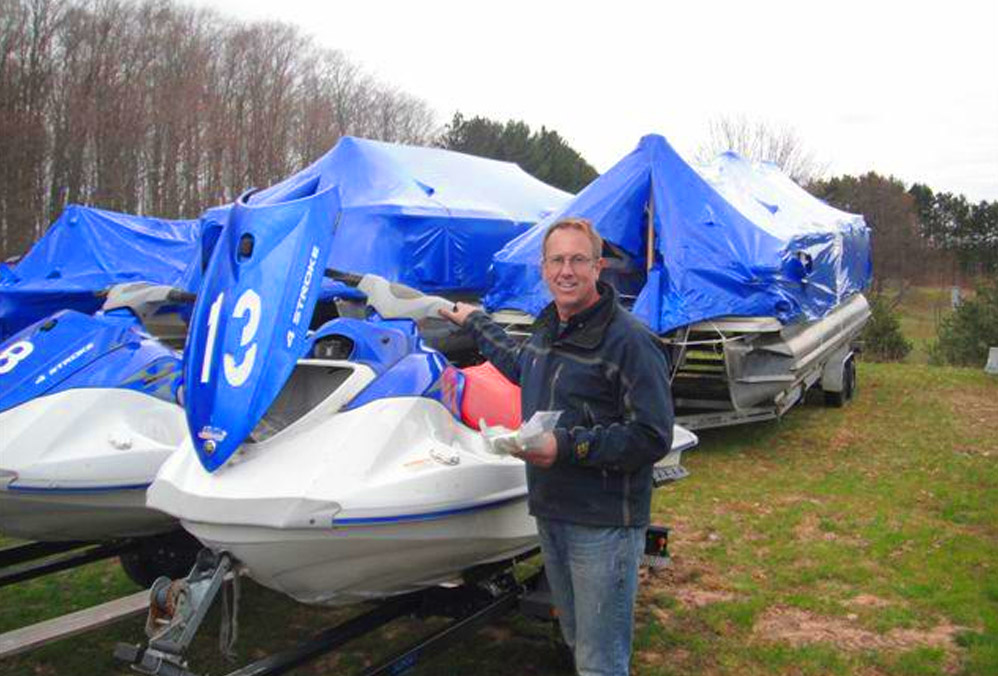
[[0, 205, 203, 339], [247, 136, 571, 294], [484, 134, 872, 333], [0, 137, 570, 340]]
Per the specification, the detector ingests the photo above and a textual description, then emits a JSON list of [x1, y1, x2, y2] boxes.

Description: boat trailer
[[0, 531, 201, 659], [662, 293, 870, 430], [490, 294, 870, 432], [114, 526, 675, 676], [0, 539, 141, 589], [114, 547, 543, 676]]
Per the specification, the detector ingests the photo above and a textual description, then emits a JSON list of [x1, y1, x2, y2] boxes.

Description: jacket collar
[[533, 282, 618, 350]]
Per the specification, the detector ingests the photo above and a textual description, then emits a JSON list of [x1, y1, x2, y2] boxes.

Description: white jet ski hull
[[0, 486, 177, 542], [149, 389, 537, 606], [183, 496, 534, 605], [0, 388, 186, 541]]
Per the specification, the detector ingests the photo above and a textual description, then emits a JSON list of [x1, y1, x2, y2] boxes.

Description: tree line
[[909, 184, 998, 274], [1, 0, 436, 259], [809, 174, 998, 287]]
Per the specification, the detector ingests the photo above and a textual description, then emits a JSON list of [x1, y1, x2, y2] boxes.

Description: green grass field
[[2, 292, 995, 675], [635, 363, 997, 676]]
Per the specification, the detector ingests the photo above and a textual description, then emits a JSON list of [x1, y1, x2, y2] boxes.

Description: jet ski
[[147, 181, 697, 606], [0, 284, 200, 584]]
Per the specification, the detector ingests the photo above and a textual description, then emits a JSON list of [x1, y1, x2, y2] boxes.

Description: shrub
[[862, 293, 912, 362], [929, 278, 998, 366]]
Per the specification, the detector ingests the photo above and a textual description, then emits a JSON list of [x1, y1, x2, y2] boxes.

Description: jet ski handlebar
[[324, 268, 460, 323], [324, 267, 363, 287], [101, 282, 196, 317], [98, 283, 197, 348], [166, 289, 197, 304]]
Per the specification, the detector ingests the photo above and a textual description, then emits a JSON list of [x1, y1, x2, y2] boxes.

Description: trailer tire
[[824, 356, 856, 408], [119, 530, 201, 588]]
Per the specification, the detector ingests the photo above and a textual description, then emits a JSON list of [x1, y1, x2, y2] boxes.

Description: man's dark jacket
[[465, 283, 674, 527]]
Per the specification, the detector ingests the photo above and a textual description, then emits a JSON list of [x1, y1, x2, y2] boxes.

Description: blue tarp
[[1, 138, 569, 339], [0, 205, 203, 339], [248, 136, 571, 293], [484, 134, 872, 333]]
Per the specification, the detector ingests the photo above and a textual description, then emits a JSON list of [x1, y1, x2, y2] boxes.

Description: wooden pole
[[646, 195, 655, 272]]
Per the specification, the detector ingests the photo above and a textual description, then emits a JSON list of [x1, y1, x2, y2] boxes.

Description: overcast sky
[[188, 0, 997, 201]]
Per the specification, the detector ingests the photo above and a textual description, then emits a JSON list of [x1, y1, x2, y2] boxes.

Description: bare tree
[[0, 0, 65, 254], [0, 0, 439, 259], [697, 115, 826, 185]]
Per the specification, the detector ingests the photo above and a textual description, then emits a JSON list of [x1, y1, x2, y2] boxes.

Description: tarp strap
[[218, 572, 241, 660]]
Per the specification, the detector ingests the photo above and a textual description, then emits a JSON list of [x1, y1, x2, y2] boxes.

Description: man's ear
[[596, 257, 607, 275]]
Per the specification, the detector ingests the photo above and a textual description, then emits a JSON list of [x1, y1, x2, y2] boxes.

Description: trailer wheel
[[119, 530, 201, 588], [824, 356, 856, 408]]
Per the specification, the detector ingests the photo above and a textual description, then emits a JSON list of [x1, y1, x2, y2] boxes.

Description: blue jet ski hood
[[0, 309, 182, 413], [184, 179, 340, 472]]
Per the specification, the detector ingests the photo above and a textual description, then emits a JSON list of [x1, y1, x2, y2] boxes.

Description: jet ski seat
[[459, 361, 522, 431]]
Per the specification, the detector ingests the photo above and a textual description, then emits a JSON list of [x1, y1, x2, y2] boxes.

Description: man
[[440, 218, 674, 675]]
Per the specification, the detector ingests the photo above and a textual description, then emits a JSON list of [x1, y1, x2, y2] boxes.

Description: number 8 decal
[[0, 340, 34, 375], [199, 289, 262, 387]]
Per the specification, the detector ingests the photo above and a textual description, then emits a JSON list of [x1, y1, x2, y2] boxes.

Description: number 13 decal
[[199, 289, 261, 387]]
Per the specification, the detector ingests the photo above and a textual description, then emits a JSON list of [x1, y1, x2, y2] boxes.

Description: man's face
[[543, 228, 604, 320]]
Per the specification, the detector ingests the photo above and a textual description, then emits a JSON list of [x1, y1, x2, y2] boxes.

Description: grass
[[635, 363, 997, 676], [2, 351, 996, 674], [0, 539, 142, 633]]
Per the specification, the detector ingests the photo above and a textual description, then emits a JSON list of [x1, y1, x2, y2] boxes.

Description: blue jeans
[[536, 517, 646, 676]]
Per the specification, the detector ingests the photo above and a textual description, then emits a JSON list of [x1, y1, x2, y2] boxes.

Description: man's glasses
[[543, 255, 595, 270]]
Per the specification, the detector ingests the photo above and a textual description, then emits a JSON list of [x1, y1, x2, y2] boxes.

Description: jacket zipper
[[547, 362, 564, 410]]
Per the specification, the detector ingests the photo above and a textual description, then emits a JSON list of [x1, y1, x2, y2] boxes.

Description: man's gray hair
[[542, 218, 603, 260]]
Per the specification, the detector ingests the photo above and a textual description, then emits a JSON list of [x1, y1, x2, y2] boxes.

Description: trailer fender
[[821, 347, 856, 407], [820, 346, 852, 394]]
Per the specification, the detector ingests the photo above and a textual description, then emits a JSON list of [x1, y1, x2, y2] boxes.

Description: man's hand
[[513, 431, 557, 468], [438, 301, 479, 326]]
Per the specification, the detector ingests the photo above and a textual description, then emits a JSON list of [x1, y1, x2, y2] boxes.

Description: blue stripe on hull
[[6, 482, 151, 494], [332, 493, 527, 526]]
